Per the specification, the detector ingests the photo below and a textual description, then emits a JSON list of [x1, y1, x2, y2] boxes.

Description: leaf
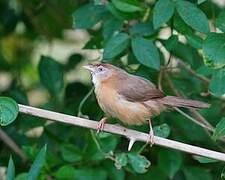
[[102, 16, 123, 39], [38, 56, 64, 96], [111, 0, 142, 13], [97, 132, 119, 152], [131, 37, 160, 70], [115, 153, 128, 169], [153, 0, 175, 29], [60, 144, 82, 163], [135, 167, 167, 180], [216, 10, 225, 32], [127, 153, 151, 174], [73, 3, 107, 29], [183, 166, 213, 180], [203, 33, 225, 68], [209, 69, 225, 97], [106, 2, 132, 20], [15, 173, 28, 180], [65, 53, 83, 71], [185, 34, 203, 49], [175, 0, 209, 33], [129, 21, 155, 36], [158, 149, 182, 179], [0, 97, 19, 126], [193, 156, 219, 163], [173, 13, 193, 34], [103, 33, 129, 60], [197, 0, 207, 4], [27, 145, 47, 180], [103, 161, 125, 180], [73, 168, 107, 180], [212, 117, 225, 140], [153, 123, 171, 138], [163, 35, 178, 51], [162, 35, 202, 67], [54, 166, 76, 179], [7, 156, 15, 180]]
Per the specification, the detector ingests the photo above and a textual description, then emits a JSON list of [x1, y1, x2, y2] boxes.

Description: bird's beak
[[82, 65, 95, 72]]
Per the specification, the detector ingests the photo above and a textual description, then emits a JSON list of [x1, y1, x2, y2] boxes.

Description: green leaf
[[175, 0, 209, 33], [65, 53, 83, 71], [115, 153, 128, 169], [193, 156, 219, 163], [197, 0, 207, 4], [158, 149, 182, 179], [103, 33, 129, 60], [209, 69, 225, 97], [131, 37, 160, 70], [7, 156, 15, 180], [106, 3, 132, 20], [135, 167, 167, 180], [54, 166, 76, 179], [173, 13, 193, 34], [98, 133, 119, 152], [212, 117, 225, 140], [153, 0, 175, 29], [210, 64, 225, 90], [128, 153, 151, 174], [73, 168, 107, 180], [0, 97, 19, 126], [111, 0, 142, 13], [183, 166, 213, 180], [15, 173, 28, 180], [60, 144, 82, 163], [102, 16, 123, 39], [38, 56, 64, 96], [216, 10, 225, 32], [73, 3, 107, 29], [162, 35, 202, 66], [203, 33, 225, 68], [153, 123, 171, 138], [130, 21, 155, 36], [163, 35, 178, 51], [186, 34, 203, 49], [103, 161, 125, 180], [27, 145, 47, 180]]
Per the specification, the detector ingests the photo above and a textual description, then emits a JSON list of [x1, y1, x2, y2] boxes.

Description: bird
[[83, 63, 210, 145]]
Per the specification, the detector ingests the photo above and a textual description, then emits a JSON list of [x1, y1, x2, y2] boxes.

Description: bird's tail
[[160, 96, 210, 109]]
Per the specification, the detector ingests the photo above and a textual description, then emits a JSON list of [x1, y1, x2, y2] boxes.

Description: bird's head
[[83, 63, 124, 85]]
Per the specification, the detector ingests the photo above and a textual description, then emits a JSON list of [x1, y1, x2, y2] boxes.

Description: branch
[[18, 104, 225, 162], [177, 59, 210, 84], [165, 73, 214, 131], [0, 128, 27, 161]]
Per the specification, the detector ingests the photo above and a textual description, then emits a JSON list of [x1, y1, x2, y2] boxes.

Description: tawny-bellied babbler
[[83, 63, 210, 145]]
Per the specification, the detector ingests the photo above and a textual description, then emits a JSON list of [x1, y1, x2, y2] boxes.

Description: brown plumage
[[83, 63, 210, 144]]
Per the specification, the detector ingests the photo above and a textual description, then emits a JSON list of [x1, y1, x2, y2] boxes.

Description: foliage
[[0, 0, 225, 179]]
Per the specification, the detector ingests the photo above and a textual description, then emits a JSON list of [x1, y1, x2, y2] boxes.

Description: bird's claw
[[147, 131, 155, 147], [97, 118, 107, 133]]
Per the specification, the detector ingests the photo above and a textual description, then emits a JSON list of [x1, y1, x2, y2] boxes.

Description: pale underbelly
[[98, 95, 152, 125]]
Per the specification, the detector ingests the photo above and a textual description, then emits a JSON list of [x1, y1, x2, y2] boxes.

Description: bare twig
[[165, 73, 214, 131], [177, 59, 210, 84], [0, 128, 27, 161], [18, 104, 225, 162]]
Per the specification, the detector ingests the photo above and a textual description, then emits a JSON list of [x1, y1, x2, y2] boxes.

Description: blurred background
[[0, 0, 225, 179]]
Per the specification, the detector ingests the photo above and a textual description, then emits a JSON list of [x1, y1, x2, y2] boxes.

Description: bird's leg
[[147, 119, 155, 146], [97, 117, 107, 133]]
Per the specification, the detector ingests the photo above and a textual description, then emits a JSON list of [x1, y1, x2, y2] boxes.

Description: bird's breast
[[95, 84, 151, 125]]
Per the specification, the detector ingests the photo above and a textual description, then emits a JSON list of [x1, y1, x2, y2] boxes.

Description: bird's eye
[[98, 67, 103, 72]]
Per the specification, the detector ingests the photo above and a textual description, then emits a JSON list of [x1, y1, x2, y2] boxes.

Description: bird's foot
[[97, 117, 107, 133], [147, 130, 155, 147]]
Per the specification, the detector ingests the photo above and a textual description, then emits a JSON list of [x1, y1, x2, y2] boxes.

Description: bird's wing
[[117, 74, 165, 102]]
